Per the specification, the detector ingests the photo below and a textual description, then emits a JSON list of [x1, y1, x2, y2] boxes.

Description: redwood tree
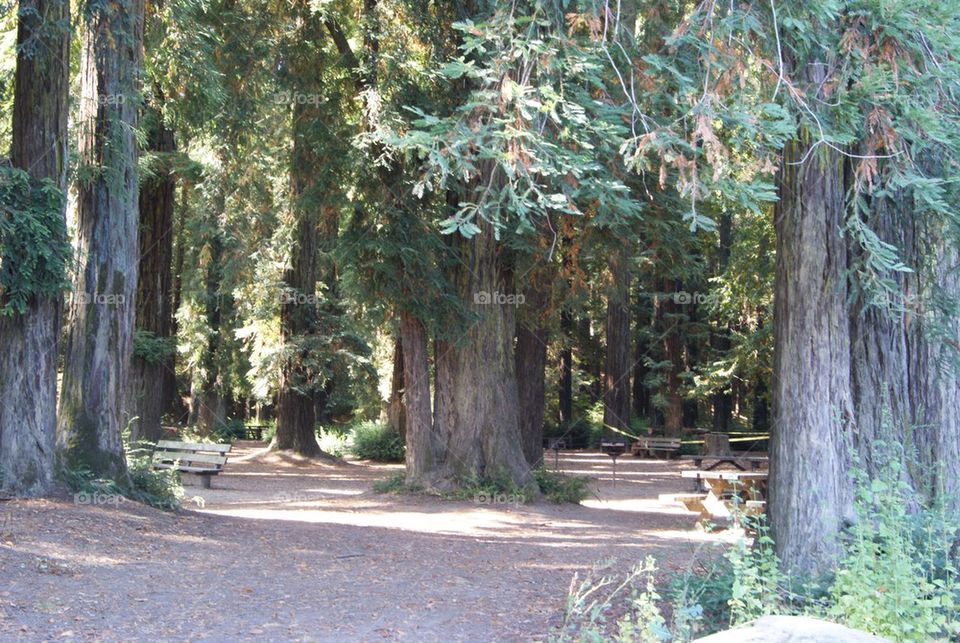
[[58, 0, 145, 477], [0, 0, 70, 494]]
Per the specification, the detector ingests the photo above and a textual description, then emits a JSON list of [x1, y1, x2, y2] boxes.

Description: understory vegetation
[[559, 452, 960, 642]]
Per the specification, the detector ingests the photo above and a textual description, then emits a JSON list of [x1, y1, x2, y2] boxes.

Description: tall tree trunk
[[712, 212, 733, 432], [386, 334, 406, 440], [558, 309, 574, 425], [58, 0, 144, 478], [193, 227, 227, 434], [603, 249, 632, 434], [658, 285, 684, 436], [516, 278, 549, 467], [770, 68, 854, 574], [433, 224, 533, 489], [165, 183, 188, 423], [401, 311, 435, 486], [272, 8, 325, 457], [0, 0, 70, 495], [128, 111, 176, 443]]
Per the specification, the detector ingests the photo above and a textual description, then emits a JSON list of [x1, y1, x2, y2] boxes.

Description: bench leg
[[200, 474, 212, 489]]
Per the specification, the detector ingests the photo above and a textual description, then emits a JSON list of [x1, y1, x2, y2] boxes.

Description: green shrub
[[317, 429, 349, 458], [534, 467, 593, 503], [348, 421, 405, 462]]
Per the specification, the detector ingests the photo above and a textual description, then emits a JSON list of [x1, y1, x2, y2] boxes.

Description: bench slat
[[156, 440, 232, 454], [152, 463, 223, 474], [152, 451, 227, 465]]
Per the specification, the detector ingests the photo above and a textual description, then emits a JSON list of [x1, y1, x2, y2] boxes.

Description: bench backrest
[[153, 441, 232, 471]]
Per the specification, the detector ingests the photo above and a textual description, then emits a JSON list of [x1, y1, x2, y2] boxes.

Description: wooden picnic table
[[676, 470, 768, 522], [680, 454, 768, 470]]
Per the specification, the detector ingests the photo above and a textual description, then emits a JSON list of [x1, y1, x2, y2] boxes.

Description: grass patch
[[372, 472, 422, 494]]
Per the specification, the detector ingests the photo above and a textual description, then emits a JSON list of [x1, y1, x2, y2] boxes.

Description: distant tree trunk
[[193, 227, 227, 434], [165, 184, 188, 423], [603, 249, 632, 434], [770, 61, 854, 574], [128, 110, 176, 443], [433, 222, 533, 489], [272, 7, 325, 457], [712, 212, 733, 432], [58, 0, 144, 478], [632, 287, 651, 421], [386, 335, 406, 440], [516, 277, 550, 467], [658, 285, 684, 436], [401, 311, 435, 486], [558, 310, 574, 425], [0, 0, 70, 495]]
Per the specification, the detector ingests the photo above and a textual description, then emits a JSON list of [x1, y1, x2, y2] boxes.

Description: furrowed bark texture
[[58, 0, 144, 478], [516, 277, 550, 467], [0, 0, 70, 495], [128, 114, 176, 442], [770, 106, 854, 574], [400, 311, 435, 486], [433, 224, 533, 489]]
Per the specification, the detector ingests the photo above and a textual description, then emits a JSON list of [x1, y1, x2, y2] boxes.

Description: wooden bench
[[152, 441, 232, 489], [631, 437, 681, 458]]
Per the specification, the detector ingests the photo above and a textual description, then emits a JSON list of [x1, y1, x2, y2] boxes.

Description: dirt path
[[1, 445, 736, 642]]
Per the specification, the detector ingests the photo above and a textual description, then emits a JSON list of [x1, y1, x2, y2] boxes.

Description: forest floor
[[0, 443, 741, 642]]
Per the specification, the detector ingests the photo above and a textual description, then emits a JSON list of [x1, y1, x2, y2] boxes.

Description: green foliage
[[60, 439, 184, 512], [0, 167, 70, 315], [133, 329, 176, 364], [558, 557, 670, 642], [317, 428, 349, 458], [372, 472, 412, 494], [533, 468, 592, 504], [347, 421, 405, 462], [544, 418, 603, 450]]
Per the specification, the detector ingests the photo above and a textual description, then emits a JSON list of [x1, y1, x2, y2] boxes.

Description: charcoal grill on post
[[601, 438, 629, 487], [545, 438, 566, 470]]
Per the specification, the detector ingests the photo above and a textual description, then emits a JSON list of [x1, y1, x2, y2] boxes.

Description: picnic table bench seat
[[631, 436, 682, 458], [152, 440, 232, 489]]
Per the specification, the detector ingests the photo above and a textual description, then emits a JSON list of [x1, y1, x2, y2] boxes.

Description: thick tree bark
[[128, 112, 176, 442], [0, 0, 70, 495], [516, 278, 549, 467], [401, 311, 435, 486], [603, 249, 632, 433], [272, 9, 326, 457], [770, 75, 854, 573], [432, 224, 534, 489], [58, 0, 144, 478]]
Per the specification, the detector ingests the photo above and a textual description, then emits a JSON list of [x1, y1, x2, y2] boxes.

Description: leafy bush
[[317, 429, 349, 458], [534, 467, 593, 503], [348, 421, 405, 462]]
